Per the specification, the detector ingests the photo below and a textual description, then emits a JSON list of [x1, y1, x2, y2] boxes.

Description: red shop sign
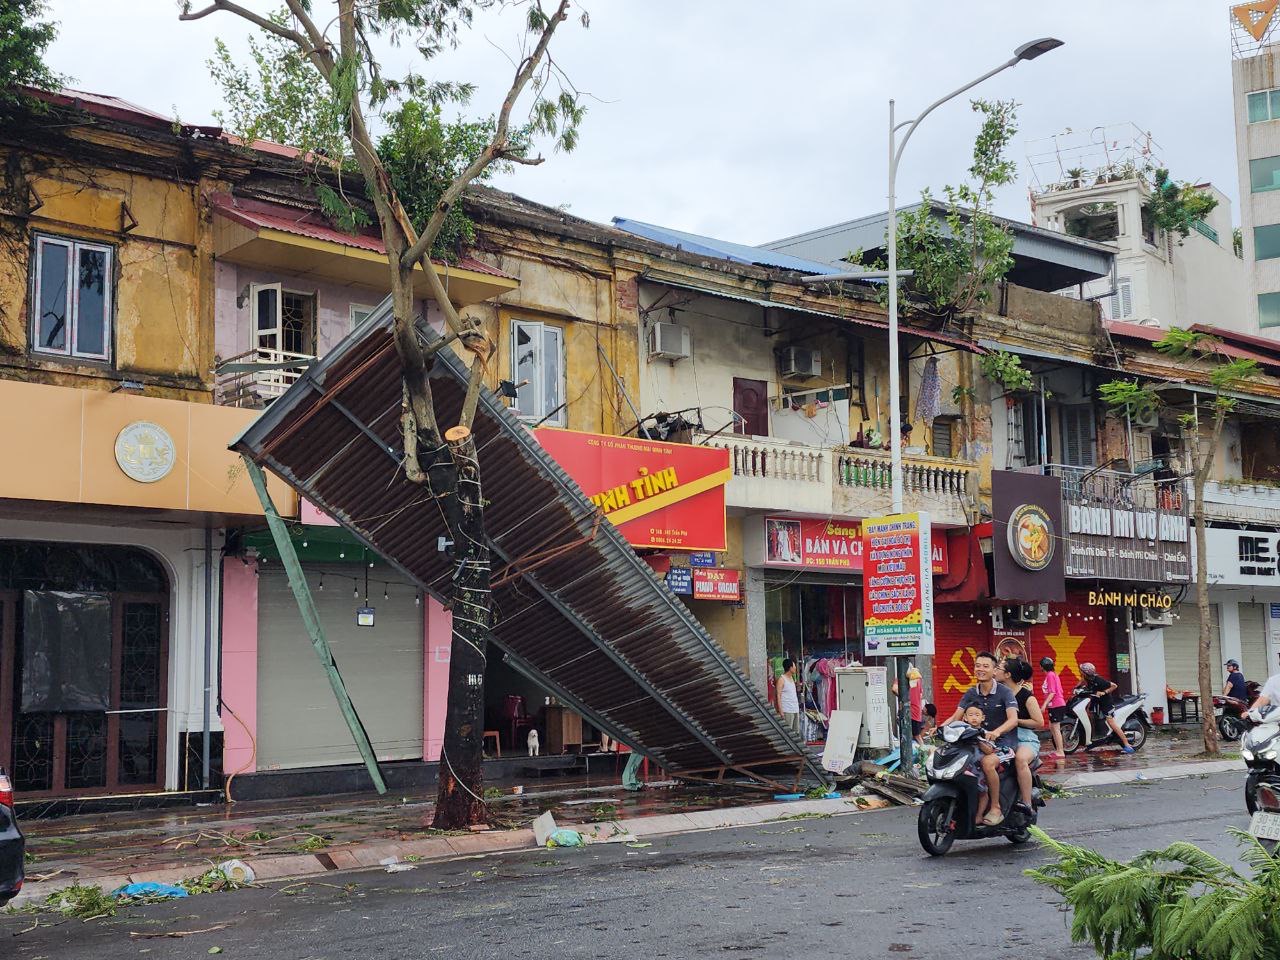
[[535, 428, 730, 551], [692, 568, 741, 601], [763, 516, 949, 574]]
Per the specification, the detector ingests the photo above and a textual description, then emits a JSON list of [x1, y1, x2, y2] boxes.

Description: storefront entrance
[[0, 542, 169, 797]]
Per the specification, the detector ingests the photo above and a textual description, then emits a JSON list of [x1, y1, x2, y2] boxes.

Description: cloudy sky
[[44, 1, 1239, 245]]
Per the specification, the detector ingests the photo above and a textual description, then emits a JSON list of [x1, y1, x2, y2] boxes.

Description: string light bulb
[[415, 592, 421, 607], [339, 550, 345, 559], [383, 584, 389, 600], [318, 575, 324, 591], [354, 583, 360, 599], [302, 540, 308, 548]]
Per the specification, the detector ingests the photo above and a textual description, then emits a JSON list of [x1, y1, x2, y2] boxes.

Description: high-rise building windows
[[1256, 224, 1280, 260], [1259, 292, 1280, 328], [1248, 88, 1280, 122], [1251, 155, 1280, 192]]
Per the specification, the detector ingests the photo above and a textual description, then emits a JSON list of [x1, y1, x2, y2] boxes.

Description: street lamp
[[882, 39, 1061, 775]]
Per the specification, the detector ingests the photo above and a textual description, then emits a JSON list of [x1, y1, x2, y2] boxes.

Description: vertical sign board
[[862, 512, 934, 656]]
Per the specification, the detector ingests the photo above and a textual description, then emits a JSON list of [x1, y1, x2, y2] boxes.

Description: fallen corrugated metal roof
[[233, 303, 821, 784]]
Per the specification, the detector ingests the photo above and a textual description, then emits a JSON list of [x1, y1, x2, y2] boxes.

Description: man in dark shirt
[[1224, 660, 1249, 702], [944, 651, 1018, 825], [1080, 662, 1132, 753]]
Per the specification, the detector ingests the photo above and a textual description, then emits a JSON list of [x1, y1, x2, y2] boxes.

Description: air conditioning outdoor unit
[[1017, 602, 1050, 625], [1136, 605, 1174, 628], [778, 345, 822, 379], [647, 321, 690, 361], [1131, 408, 1159, 430]]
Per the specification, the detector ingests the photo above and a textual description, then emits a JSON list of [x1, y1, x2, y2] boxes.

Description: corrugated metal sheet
[[612, 218, 844, 275], [233, 304, 820, 783]]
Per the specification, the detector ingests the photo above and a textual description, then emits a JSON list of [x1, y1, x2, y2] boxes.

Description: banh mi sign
[[534, 428, 730, 551]]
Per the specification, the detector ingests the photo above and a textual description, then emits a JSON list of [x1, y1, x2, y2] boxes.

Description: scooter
[[917, 723, 1045, 856], [1242, 703, 1280, 815], [1213, 695, 1253, 742], [1062, 687, 1149, 754]]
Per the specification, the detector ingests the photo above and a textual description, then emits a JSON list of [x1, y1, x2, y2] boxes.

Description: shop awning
[[232, 303, 821, 784]]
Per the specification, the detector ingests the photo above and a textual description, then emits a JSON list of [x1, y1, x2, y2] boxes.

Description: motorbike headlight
[[1243, 747, 1255, 762]]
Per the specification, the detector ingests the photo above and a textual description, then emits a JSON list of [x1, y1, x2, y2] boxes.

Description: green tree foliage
[[1147, 168, 1219, 243], [855, 99, 1018, 317], [978, 349, 1033, 393], [0, 0, 64, 112], [1027, 826, 1280, 960]]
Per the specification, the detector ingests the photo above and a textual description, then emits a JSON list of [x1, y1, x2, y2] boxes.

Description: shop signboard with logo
[[692, 568, 741, 601], [992, 470, 1066, 602], [1063, 498, 1190, 584], [862, 512, 935, 656], [534, 428, 731, 551], [748, 516, 949, 574], [1203, 527, 1280, 587]]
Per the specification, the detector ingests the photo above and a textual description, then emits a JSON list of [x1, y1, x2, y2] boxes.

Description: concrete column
[[1131, 626, 1168, 719], [1220, 598, 1244, 670], [745, 566, 769, 696], [423, 596, 452, 762]]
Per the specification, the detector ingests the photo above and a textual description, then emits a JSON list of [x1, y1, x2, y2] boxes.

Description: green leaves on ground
[[1027, 826, 1280, 960]]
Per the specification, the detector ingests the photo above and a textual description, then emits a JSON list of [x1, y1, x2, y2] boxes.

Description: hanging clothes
[[917, 355, 942, 429]]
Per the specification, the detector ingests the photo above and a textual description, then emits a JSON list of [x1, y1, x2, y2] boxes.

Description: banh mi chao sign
[[534, 428, 731, 551]]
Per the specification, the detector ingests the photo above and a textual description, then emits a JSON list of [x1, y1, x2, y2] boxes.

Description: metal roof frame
[[233, 299, 823, 784]]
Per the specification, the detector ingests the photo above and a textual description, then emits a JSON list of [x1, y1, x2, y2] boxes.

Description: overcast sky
[[44, 1, 1239, 245]]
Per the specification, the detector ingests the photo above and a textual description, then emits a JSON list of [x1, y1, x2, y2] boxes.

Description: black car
[[0, 767, 23, 907]]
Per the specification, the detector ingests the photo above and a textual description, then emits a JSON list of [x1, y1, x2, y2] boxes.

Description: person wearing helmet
[[1039, 656, 1067, 758], [1223, 659, 1248, 702], [1080, 662, 1133, 753]]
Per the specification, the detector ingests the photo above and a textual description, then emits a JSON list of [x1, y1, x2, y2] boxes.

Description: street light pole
[[885, 38, 1063, 773]]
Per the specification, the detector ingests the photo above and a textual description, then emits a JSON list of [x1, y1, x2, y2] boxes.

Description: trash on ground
[[113, 882, 189, 900], [547, 828, 585, 848], [217, 859, 255, 885], [532, 811, 557, 847], [384, 862, 417, 873]]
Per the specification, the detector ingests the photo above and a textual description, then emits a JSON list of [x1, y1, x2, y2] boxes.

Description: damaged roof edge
[[232, 299, 825, 784]]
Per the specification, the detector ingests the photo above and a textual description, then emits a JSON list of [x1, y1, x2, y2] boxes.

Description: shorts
[[781, 712, 800, 734], [1049, 705, 1071, 724], [911, 719, 923, 738], [1016, 727, 1041, 757]]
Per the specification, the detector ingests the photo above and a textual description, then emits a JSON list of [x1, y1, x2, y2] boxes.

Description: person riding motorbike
[[1079, 662, 1133, 753], [941, 652, 1018, 825], [1224, 660, 1249, 702]]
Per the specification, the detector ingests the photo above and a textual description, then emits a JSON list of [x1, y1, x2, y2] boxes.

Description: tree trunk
[[1192, 471, 1219, 756], [432, 434, 492, 829]]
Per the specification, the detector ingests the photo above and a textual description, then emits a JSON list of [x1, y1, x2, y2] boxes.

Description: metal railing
[[215, 347, 314, 409], [1040, 462, 1185, 513]]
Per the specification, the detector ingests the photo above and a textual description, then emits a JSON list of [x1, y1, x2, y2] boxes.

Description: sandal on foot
[[982, 810, 1005, 826]]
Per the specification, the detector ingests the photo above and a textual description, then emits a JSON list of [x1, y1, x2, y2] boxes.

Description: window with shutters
[[1106, 277, 1134, 320], [510, 319, 565, 426], [1060, 405, 1096, 467], [931, 418, 956, 459]]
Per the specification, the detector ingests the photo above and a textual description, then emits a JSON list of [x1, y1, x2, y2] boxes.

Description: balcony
[[215, 348, 314, 409], [1040, 463, 1185, 513], [695, 432, 975, 524], [1199, 479, 1280, 525]]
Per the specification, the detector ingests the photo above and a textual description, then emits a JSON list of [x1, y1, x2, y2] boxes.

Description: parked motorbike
[[1243, 703, 1280, 815], [1213, 695, 1253, 742], [1062, 687, 1149, 754], [917, 722, 1044, 856]]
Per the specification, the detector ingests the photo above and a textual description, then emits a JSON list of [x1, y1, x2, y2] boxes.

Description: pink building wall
[[220, 557, 260, 776], [424, 598, 452, 762]]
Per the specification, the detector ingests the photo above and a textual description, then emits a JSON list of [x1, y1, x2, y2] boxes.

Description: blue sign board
[[1271, 603, 1280, 620], [688, 552, 717, 568], [666, 567, 693, 595]]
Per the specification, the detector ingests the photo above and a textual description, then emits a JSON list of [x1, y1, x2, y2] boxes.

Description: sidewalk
[[6, 731, 1242, 909]]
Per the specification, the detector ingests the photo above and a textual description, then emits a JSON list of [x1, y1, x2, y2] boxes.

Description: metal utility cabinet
[[835, 666, 892, 749]]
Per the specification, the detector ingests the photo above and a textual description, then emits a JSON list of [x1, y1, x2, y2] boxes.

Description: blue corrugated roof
[[611, 217, 843, 275]]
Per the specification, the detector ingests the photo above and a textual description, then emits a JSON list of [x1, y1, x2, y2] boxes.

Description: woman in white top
[[776, 658, 801, 735]]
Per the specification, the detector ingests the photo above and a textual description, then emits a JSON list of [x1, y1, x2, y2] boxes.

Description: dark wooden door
[[732, 377, 769, 436]]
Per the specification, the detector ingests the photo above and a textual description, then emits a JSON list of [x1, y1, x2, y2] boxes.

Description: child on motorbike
[[958, 707, 999, 822]]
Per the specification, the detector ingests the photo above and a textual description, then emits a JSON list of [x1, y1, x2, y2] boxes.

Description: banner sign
[[1064, 501, 1189, 584], [692, 568, 741, 601], [759, 516, 948, 574], [1203, 527, 1280, 587], [534, 428, 730, 551], [862, 512, 935, 656], [992, 470, 1066, 603], [666, 566, 693, 595]]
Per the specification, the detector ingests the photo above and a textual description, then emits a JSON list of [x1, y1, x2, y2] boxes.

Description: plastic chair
[[503, 694, 535, 749]]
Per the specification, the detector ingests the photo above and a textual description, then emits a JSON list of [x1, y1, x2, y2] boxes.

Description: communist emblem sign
[[534, 428, 731, 551]]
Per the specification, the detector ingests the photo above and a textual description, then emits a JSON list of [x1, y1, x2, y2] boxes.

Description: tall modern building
[[1232, 0, 1280, 331]]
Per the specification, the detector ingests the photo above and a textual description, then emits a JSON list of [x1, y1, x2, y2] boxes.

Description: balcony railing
[[1199, 478, 1280, 524], [716, 434, 827, 484], [215, 348, 314, 409], [835, 450, 970, 498], [1038, 463, 1185, 513]]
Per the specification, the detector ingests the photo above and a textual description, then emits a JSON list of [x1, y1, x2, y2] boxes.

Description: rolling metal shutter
[[1164, 603, 1221, 694], [256, 565, 424, 770], [1240, 602, 1270, 684]]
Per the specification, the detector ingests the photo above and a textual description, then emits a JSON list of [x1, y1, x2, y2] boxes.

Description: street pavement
[[0, 770, 1253, 960]]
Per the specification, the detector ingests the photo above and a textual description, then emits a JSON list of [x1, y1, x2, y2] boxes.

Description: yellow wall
[[0, 379, 294, 516], [0, 158, 214, 401], [662, 517, 748, 672]]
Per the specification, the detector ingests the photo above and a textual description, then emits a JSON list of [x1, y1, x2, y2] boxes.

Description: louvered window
[[1061, 405, 1096, 467], [1108, 277, 1133, 319]]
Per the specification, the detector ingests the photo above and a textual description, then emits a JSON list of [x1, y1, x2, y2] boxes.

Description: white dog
[[527, 729, 540, 757]]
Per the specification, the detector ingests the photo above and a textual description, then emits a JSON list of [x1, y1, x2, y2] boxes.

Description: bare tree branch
[[180, 1, 317, 59]]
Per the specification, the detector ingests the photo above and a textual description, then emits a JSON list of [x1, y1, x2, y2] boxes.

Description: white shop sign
[[1203, 527, 1280, 587]]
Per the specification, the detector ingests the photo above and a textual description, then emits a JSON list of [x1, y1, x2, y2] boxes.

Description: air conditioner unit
[[1138, 606, 1174, 628], [1018, 602, 1050, 625], [1131, 407, 1159, 430], [647, 322, 690, 361], [778, 345, 822, 379]]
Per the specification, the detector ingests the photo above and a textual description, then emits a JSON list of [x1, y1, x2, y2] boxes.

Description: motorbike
[[1213, 695, 1252, 742], [1243, 703, 1280, 815], [917, 722, 1045, 856], [1062, 687, 1149, 754]]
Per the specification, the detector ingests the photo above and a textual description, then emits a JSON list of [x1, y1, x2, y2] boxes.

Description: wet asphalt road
[[1, 771, 1252, 960]]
